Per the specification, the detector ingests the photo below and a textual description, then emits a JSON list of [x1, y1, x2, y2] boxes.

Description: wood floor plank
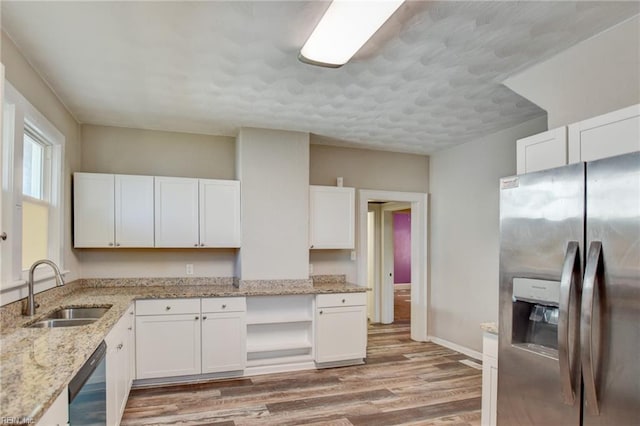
[[122, 323, 482, 426]]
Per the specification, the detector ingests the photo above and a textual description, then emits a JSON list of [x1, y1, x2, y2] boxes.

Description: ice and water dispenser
[[511, 278, 560, 352]]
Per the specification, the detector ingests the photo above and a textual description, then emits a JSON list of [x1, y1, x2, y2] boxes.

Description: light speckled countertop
[[0, 280, 366, 423], [481, 322, 498, 334]]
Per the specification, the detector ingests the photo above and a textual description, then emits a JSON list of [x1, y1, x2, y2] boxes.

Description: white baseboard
[[428, 335, 482, 361]]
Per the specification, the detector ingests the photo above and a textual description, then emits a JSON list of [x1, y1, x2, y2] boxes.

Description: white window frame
[[1, 81, 65, 302]]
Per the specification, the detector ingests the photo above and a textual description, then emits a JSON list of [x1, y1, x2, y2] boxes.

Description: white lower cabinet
[[106, 303, 135, 426], [135, 298, 246, 380], [201, 297, 246, 373], [315, 293, 367, 365], [37, 388, 68, 426], [135, 298, 202, 379], [133, 293, 368, 381], [481, 331, 498, 426]]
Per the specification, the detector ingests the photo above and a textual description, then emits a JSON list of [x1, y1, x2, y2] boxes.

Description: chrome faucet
[[23, 259, 65, 316]]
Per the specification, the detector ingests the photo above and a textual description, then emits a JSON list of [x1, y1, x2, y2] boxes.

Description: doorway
[[358, 190, 428, 342]]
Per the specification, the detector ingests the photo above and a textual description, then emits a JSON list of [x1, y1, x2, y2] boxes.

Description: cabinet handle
[[342, 299, 346, 303], [202, 316, 207, 320], [194, 243, 199, 247], [222, 304, 227, 309], [165, 306, 171, 310], [108, 242, 114, 247], [319, 310, 323, 315], [200, 243, 205, 247], [116, 243, 121, 247], [0, 232, 7, 241], [129, 311, 134, 315], [127, 327, 132, 331], [117, 343, 123, 350], [195, 316, 199, 320]]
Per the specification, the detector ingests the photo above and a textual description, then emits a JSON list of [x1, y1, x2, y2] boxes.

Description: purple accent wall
[[393, 212, 411, 284]]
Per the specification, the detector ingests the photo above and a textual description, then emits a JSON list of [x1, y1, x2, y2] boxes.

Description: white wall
[[429, 116, 547, 352], [236, 128, 309, 281], [504, 15, 640, 128]]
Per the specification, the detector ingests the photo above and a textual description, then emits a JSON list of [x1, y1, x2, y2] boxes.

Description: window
[[22, 127, 53, 269], [1, 81, 65, 300]]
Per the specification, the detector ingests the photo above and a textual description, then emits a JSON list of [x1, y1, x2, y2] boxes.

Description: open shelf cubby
[[245, 295, 314, 365]]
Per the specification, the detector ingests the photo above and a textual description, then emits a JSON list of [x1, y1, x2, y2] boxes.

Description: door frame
[[357, 190, 428, 342]]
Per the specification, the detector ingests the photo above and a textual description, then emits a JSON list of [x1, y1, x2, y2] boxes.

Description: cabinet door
[[201, 311, 246, 373], [568, 104, 640, 163], [36, 388, 68, 426], [74, 173, 115, 247], [154, 177, 199, 247], [115, 175, 154, 247], [516, 127, 567, 174], [106, 326, 122, 426], [135, 314, 201, 379], [199, 179, 241, 247], [309, 186, 355, 249], [481, 332, 498, 426], [315, 305, 366, 363]]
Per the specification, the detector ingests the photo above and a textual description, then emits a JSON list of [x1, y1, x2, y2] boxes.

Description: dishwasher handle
[[68, 341, 107, 402]]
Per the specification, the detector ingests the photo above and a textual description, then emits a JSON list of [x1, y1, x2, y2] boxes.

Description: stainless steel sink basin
[[25, 306, 111, 328], [42, 307, 111, 320], [28, 318, 98, 328]]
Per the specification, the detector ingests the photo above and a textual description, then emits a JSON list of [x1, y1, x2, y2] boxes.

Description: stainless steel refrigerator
[[498, 151, 639, 425]]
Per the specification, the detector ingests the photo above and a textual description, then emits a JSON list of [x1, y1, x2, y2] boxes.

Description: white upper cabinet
[[154, 176, 199, 248], [76, 173, 241, 249], [199, 179, 241, 248], [568, 104, 640, 163], [75, 173, 154, 248], [516, 104, 640, 175], [309, 186, 355, 249], [74, 173, 115, 247], [516, 127, 567, 175], [115, 175, 154, 247]]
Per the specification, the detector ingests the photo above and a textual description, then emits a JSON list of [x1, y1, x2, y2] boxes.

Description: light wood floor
[[394, 288, 411, 322], [122, 322, 482, 425]]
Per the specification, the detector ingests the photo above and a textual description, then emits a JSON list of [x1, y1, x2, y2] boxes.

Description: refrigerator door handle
[[581, 241, 602, 415], [558, 240, 581, 405]]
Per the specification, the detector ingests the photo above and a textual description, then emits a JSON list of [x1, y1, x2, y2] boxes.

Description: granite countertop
[[0, 279, 366, 423], [481, 322, 498, 335]]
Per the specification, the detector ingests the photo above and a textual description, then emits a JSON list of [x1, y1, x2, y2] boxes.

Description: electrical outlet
[[309, 264, 314, 274], [350, 251, 356, 261], [186, 264, 194, 275]]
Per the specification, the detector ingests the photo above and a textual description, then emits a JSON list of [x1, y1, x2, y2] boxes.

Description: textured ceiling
[[1, 1, 638, 154]]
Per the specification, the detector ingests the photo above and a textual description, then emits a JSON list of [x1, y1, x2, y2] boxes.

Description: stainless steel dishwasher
[[68, 341, 107, 425]]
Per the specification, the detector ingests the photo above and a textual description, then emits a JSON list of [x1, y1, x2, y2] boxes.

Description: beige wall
[[81, 124, 235, 179], [310, 141, 429, 193], [309, 141, 429, 283], [1, 31, 82, 303], [504, 15, 640, 129], [79, 124, 236, 278], [429, 116, 547, 352], [237, 127, 310, 280]]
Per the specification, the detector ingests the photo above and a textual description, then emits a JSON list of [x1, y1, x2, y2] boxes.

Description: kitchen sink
[[42, 307, 111, 320], [27, 318, 98, 328], [25, 306, 111, 328]]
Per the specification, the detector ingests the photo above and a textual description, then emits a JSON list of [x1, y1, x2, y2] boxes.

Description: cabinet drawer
[[136, 298, 200, 315], [316, 292, 367, 308], [202, 297, 246, 313]]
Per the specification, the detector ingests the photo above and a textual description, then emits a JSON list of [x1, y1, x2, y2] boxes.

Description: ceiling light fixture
[[299, 0, 405, 68]]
